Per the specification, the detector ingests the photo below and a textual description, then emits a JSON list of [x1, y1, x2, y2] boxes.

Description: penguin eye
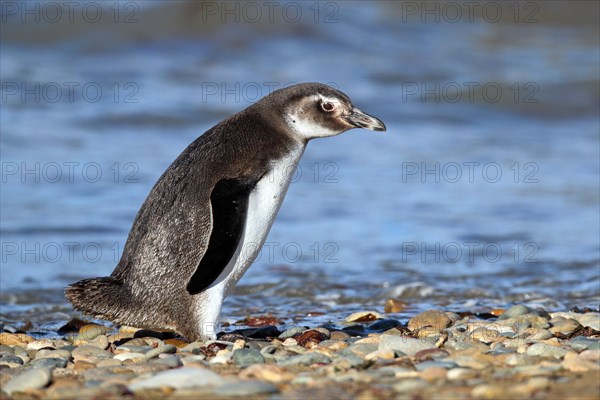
[[321, 102, 335, 112]]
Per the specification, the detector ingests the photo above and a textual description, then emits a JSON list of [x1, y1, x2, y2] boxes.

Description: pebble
[[569, 337, 600, 351], [214, 380, 278, 396], [145, 344, 177, 359], [408, 310, 453, 332], [278, 352, 331, 366], [345, 311, 384, 323], [3, 367, 53, 394], [279, 327, 305, 339], [114, 352, 147, 362], [30, 357, 68, 369], [0, 333, 35, 347], [36, 349, 71, 360], [526, 343, 570, 359], [74, 334, 109, 349], [367, 319, 403, 332], [128, 367, 224, 391], [498, 304, 533, 319], [233, 348, 264, 367], [527, 329, 554, 341], [415, 360, 458, 370], [384, 298, 407, 313], [71, 345, 114, 364], [447, 367, 479, 380], [26, 339, 55, 351], [577, 313, 600, 331], [392, 378, 429, 392], [330, 331, 351, 340], [378, 335, 436, 356], [239, 363, 294, 383], [548, 317, 581, 335]]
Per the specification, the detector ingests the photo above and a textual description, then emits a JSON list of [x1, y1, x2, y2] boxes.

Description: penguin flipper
[[186, 178, 254, 295]]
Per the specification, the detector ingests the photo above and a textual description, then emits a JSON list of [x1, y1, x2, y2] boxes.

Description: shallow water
[[1, 1, 599, 335]]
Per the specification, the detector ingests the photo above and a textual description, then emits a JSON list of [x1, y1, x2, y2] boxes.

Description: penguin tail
[[65, 276, 129, 322]]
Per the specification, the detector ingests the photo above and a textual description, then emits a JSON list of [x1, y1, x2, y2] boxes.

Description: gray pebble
[[214, 380, 278, 396], [71, 345, 113, 364], [0, 345, 14, 354], [278, 327, 305, 339], [347, 343, 378, 357], [393, 378, 429, 392], [578, 314, 600, 331], [378, 335, 436, 356], [498, 305, 532, 319], [278, 352, 331, 366], [36, 349, 71, 360], [145, 344, 177, 359], [333, 352, 369, 369], [181, 355, 207, 366], [415, 360, 458, 370], [233, 348, 264, 368], [526, 343, 570, 358], [150, 354, 182, 368], [549, 317, 581, 335], [128, 366, 224, 390], [527, 329, 553, 341], [3, 367, 52, 395], [115, 344, 153, 354], [30, 357, 67, 369], [0, 354, 24, 366], [569, 337, 600, 351]]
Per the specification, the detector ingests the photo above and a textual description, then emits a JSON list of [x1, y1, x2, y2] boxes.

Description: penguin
[[65, 82, 386, 340]]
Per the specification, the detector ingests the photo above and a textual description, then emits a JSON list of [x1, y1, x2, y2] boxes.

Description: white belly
[[218, 145, 306, 293]]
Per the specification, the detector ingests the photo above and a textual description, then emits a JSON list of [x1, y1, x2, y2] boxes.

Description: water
[[1, 1, 599, 334]]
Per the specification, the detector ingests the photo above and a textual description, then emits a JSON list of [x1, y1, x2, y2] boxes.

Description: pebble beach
[[1, 304, 599, 399]]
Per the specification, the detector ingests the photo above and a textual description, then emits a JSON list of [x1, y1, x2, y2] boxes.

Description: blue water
[[1, 1, 599, 332]]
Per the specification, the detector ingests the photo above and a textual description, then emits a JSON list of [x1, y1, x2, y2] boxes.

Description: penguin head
[[265, 83, 386, 141]]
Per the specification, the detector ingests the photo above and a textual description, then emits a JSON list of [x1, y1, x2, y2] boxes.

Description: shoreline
[[1, 305, 599, 399]]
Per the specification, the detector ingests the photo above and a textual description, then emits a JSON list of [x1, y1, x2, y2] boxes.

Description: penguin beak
[[344, 107, 387, 132]]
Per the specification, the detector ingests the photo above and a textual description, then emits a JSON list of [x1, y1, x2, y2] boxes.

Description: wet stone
[[367, 319, 403, 332]]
